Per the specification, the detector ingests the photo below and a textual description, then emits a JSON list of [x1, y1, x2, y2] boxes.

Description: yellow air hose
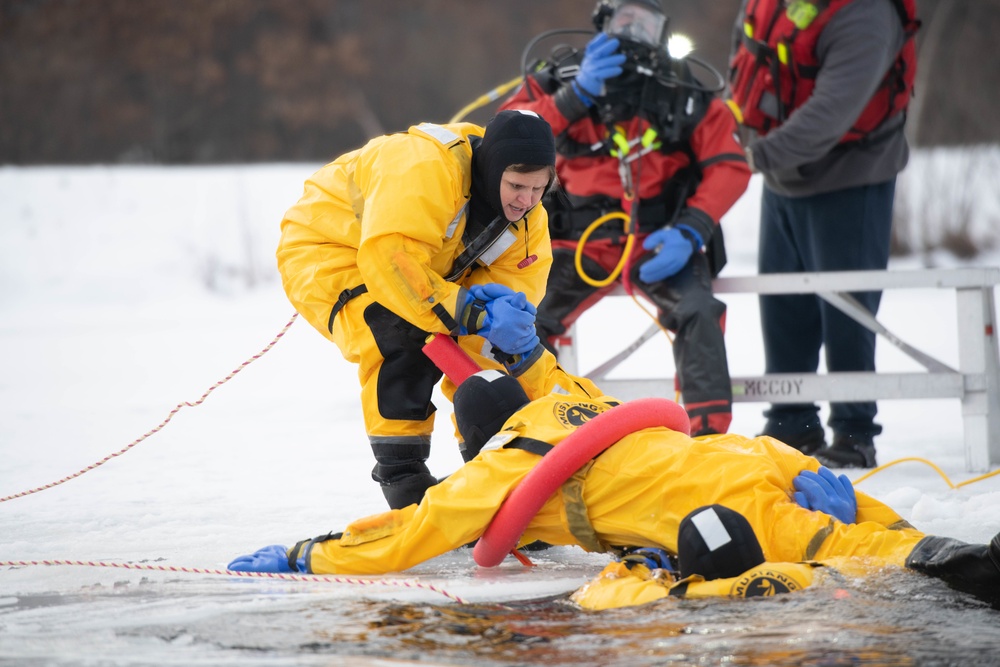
[[574, 211, 635, 288], [853, 457, 1000, 489], [450, 75, 525, 123]]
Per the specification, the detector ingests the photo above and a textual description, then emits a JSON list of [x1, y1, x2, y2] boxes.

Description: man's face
[[499, 169, 550, 222]]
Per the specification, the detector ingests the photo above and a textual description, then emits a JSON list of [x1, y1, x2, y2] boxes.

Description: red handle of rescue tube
[[473, 397, 690, 568], [422, 334, 481, 385]]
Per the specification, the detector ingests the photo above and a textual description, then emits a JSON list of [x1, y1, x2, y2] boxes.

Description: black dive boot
[[905, 533, 1000, 608], [371, 443, 438, 510]]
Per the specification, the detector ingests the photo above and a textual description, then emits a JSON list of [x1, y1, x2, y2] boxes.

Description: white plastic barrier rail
[[556, 268, 1000, 472]]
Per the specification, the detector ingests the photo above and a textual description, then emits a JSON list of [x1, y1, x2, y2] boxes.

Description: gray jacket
[[732, 0, 910, 197]]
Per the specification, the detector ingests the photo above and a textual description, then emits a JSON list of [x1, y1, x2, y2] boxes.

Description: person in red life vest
[[498, 0, 752, 436], [728, 0, 920, 467]]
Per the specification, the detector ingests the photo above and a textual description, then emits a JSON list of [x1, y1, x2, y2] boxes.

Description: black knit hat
[[454, 370, 530, 462], [677, 505, 765, 580], [471, 110, 556, 218]]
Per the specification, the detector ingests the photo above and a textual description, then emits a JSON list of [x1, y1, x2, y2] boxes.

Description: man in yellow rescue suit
[[277, 110, 564, 509], [228, 367, 1000, 610]]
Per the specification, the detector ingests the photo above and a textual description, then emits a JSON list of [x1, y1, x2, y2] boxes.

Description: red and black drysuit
[[500, 57, 750, 434]]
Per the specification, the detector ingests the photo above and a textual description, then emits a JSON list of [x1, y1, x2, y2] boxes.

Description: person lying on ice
[[228, 370, 1000, 609]]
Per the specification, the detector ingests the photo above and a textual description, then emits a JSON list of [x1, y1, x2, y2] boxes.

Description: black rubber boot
[[760, 408, 826, 455], [371, 442, 437, 510], [815, 433, 877, 469], [372, 459, 438, 510], [905, 533, 1000, 608]]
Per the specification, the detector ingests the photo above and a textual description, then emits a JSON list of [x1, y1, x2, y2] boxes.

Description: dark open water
[[2, 563, 998, 667]]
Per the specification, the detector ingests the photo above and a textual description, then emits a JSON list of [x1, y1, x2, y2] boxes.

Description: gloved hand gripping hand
[[573, 32, 627, 106], [227, 544, 306, 573], [460, 283, 516, 336], [793, 466, 857, 524], [486, 292, 539, 355], [460, 284, 539, 356]]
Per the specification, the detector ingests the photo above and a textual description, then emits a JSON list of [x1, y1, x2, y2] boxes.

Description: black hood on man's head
[[470, 110, 555, 223], [454, 369, 530, 462]]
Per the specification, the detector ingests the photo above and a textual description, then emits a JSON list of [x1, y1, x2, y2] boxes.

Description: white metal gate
[[556, 268, 1000, 472]]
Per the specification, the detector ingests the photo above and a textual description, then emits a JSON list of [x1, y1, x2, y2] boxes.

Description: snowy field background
[[1, 158, 999, 665]]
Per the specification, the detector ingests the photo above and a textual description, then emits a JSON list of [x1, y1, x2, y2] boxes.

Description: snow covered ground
[[1, 165, 999, 665]]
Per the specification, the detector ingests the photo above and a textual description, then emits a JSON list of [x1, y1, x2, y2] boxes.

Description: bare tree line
[[1, 0, 997, 165]]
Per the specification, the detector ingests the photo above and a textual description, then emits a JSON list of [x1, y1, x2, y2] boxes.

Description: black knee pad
[[365, 303, 442, 421]]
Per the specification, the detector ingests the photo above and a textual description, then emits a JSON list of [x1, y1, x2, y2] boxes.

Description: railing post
[[955, 285, 1000, 471]]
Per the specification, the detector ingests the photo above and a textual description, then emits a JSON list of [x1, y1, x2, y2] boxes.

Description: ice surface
[[1, 166, 998, 665]]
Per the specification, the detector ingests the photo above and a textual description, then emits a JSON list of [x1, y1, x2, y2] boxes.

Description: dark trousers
[[758, 179, 895, 438]]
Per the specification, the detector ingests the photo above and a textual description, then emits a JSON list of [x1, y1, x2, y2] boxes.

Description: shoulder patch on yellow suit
[[726, 564, 809, 597], [672, 562, 815, 599], [571, 560, 818, 610], [553, 401, 612, 428]]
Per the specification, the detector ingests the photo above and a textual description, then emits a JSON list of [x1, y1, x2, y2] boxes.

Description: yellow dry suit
[[296, 391, 925, 585], [278, 111, 572, 510], [277, 121, 554, 437]]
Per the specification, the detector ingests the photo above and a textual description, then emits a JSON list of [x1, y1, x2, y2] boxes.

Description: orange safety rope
[[0, 313, 300, 503], [0, 558, 468, 604]]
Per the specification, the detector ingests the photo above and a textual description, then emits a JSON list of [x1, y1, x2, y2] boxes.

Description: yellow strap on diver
[[609, 131, 631, 158], [725, 98, 744, 124], [777, 42, 789, 65], [640, 127, 660, 151]]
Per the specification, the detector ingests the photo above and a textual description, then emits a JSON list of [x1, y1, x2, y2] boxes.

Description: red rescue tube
[[422, 334, 481, 385], [473, 397, 690, 567]]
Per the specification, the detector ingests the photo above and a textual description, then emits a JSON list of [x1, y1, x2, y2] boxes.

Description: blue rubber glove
[[486, 291, 539, 355], [469, 283, 517, 301], [227, 544, 305, 573], [460, 283, 517, 335], [638, 224, 703, 283], [793, 466, 858, 524], [573, 32, 626, 106]]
